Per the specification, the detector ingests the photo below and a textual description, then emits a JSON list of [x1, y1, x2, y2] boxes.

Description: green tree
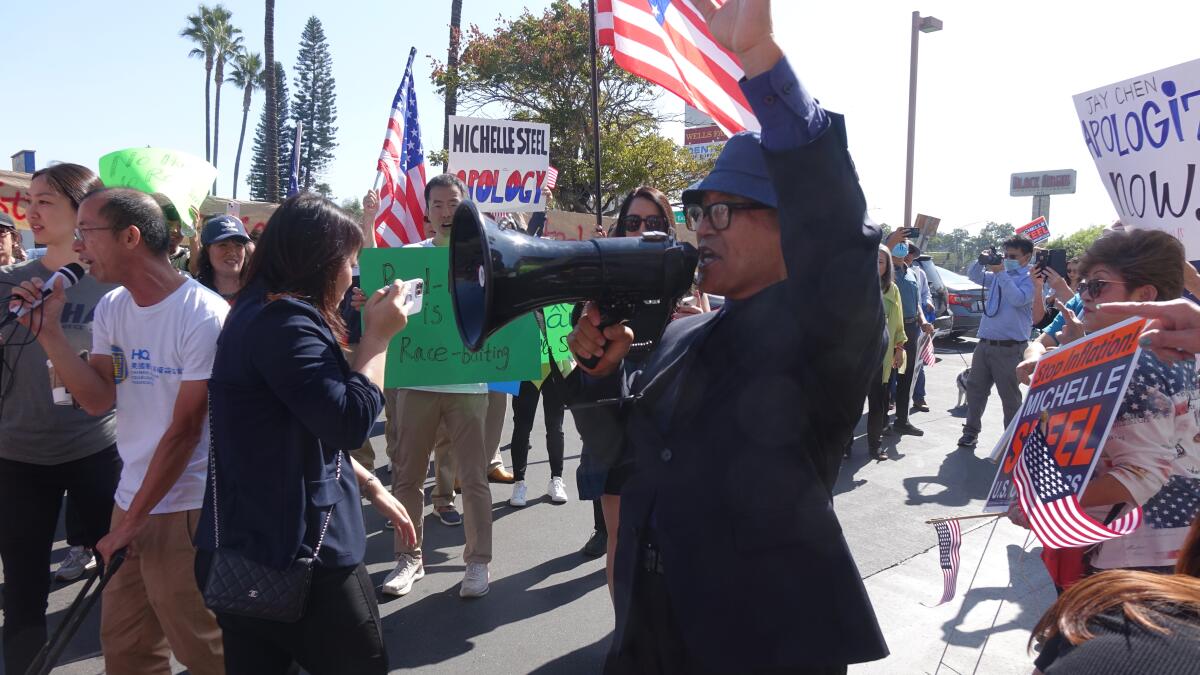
[[248, 61, 292, 202], [228, 50, 263, 199], [432, 0, 711, 214], [181, 4, 226, 163], [264, 0, 279, 200], [340, 197, 363, 220], [972, 221, 1015, 257], [292, 17, 338, 190], [209, 10, 243, 193], [1045, 224, 1105, 259]]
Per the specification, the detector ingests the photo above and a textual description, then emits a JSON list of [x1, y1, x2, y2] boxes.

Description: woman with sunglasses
[[0, 164, 122, 674], [1008, 229, 1200, 581], [575, 186, 690, 593]]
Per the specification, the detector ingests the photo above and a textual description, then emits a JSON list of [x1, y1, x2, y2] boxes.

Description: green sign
[[540, 303, 574, 367], [98, 148, 217, 236], [359, 247, 541, 387]]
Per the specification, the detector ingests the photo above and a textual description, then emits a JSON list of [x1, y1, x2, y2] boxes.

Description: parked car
[[914, 256, 955, 338], [936, 266, 984, 339]]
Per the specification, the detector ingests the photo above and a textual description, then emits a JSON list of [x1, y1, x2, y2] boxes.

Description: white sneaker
[[381, 554, 424, 597], [509, 480, 528, 507], [54, 546, 97, 582], [459, 562, 490, 598], [548, 476, 569, 504]]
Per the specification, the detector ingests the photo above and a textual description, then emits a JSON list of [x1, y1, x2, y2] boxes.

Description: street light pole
[[903, 11, 942, 231]]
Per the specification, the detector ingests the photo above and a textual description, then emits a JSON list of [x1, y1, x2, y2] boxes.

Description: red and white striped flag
[[1013, 425, 1142, 549], [545, 165, 559, 190], [920, 334, 936, 367], [374, 48, 427, 247], [927, 519, 961, 606], [596, 0, 759, 136]]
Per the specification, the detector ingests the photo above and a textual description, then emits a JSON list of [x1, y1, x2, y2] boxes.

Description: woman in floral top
[[1053, 229, 1200, 573]]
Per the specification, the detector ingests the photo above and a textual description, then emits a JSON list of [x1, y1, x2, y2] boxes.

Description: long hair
[[614, 186, 674, 238], [1030, 571, 1200, 650], [877, 244, 894, 293], [240, 194, 363, 341]]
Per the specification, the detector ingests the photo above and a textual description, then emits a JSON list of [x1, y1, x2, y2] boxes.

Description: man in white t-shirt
[[14, 188, 226, 674], [382, 174, 496, 600]]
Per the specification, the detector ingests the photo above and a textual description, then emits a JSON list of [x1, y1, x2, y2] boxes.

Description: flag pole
[[587, 0, 603, 233], [925, 513, 1004, 525]]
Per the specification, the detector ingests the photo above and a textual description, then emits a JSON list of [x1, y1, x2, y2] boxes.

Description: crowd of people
[[2, 1, 1199, 673]]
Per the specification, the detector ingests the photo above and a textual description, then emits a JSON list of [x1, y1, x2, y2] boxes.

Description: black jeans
[[0, 446, 121, 675], [607, 564, 849, 675], [893, 321, 921, 425], [509, 378, 566, 481], [863, 366, 890, 450], [196, 551, 388, 675]]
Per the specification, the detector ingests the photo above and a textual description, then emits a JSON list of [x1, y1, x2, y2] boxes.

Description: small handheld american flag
[[1012, 424, 1142, 550], [544, 165, 559, 191], [374, 47, 428, 247], [928, 519, 961, 606]]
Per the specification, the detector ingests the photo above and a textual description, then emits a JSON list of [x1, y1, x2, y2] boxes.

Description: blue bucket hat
[[681, 131, 777, 208], [201, 215, 250, 246]]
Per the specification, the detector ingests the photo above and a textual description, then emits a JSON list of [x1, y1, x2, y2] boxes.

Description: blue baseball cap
[[681, 131, 777, 208], [201, 215, 249, 246]]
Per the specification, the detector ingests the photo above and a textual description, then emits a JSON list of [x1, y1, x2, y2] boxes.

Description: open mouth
[[698, 247, 720, 268]]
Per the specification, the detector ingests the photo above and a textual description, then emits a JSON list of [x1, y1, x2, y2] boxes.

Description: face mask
[[891, 243, 909, 258], [1003, 258, 1023, 272]]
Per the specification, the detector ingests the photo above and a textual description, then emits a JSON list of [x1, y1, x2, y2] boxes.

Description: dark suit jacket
[[576, 113, 889, 670]]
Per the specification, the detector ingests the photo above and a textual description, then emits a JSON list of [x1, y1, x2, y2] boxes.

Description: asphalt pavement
[[1, 336, 1055, 674]]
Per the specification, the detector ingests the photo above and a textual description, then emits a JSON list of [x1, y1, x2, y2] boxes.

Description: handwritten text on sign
[[448, 116, 551, 212], [984, 318, 1145, 511], [358, 247, 541, 387], [1073, 59, 1200, 256]]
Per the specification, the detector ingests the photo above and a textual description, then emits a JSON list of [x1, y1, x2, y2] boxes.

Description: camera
[[978, 247, 1002, 266]]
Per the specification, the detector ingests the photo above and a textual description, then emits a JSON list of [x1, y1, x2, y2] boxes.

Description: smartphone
[[903, 227, 921, 238], [400, 279, 424, 316], [1036, 249, 1069, 280]]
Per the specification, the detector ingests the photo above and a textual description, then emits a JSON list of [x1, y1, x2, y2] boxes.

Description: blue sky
[[6, 1, 1200, 237]]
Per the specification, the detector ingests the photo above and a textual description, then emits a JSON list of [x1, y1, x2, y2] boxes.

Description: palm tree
[[442, 0, 463, 172], [264, 0, 279, 200], [181, 5, 217, 162], [209, 6, 243, 194], [228, 50, 263, 199]]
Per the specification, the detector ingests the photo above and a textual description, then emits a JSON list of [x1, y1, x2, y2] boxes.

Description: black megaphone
[[449, 200, 699, 354]]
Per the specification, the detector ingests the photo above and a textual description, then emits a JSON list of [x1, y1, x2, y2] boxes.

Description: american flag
[[596, 0, 759, 136], [919, 333, 935, 367], [929, 520, 961, 606], [1012, 425, 1142, 549], [374, 48, 427, 247], [545, 165, 559, 190], [286, 122, 303, 198]]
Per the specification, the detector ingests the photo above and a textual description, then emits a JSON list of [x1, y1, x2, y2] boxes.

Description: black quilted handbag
[[201, 402, 340, 623]]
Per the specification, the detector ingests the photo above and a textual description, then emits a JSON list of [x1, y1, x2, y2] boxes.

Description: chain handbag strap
[[208, 391, 341, 558]]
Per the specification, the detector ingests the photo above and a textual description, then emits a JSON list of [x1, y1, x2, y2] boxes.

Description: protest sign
[[99, 148, 217, 236], [1016, 216, 1051, 245], [541, 303, 574, 366], [448, 116, 551, 213], [984, 317, 1145, 512], [1073, 59, 1200, 256], [358, 247, 541, 387]]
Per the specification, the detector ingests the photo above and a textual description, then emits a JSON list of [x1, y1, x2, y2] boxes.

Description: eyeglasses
[[685, 202, 771, 231], [619, 215, 668, 233], [1077, 278, 1127, 297], [73, 226, 111, 242]]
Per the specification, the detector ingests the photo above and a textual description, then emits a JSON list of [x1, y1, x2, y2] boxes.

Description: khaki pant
[[388, 390, 492, 563], [424, 392, 509, 509], [100, 507, 224, 675]]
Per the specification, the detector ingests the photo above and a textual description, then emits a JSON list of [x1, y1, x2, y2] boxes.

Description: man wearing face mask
[[890, 239, 934, 437], [958, 235, 1035, 449]]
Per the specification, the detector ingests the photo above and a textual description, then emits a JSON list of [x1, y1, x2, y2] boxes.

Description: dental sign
[[448, 116, 552, 213], [1073, 58, 1200, 256]]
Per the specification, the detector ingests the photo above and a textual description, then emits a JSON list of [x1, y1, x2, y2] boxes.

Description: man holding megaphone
[[566, 0, 889, 671]]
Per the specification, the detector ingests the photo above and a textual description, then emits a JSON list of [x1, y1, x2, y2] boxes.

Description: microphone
[[8, 263, 87, 318]]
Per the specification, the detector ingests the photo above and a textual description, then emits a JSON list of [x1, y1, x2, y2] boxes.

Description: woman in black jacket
[[195, 194, 417, 675]]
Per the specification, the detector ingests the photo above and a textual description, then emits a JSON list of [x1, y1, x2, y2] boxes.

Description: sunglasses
[[619, 215, 668, 233], [1077, 278, 1127, 297]]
